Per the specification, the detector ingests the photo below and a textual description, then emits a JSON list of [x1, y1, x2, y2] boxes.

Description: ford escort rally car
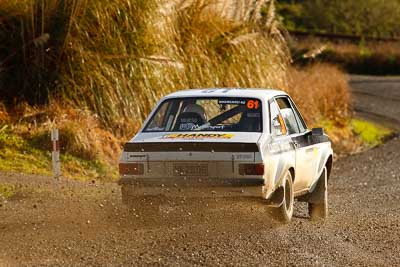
[[119, 88, 333, 222]]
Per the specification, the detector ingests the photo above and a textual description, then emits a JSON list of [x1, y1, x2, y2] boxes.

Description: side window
[[289, 99, 307, 132], [146, 101, 171, 131], [269, 100, 287, 136], [276, 97, 300, 135]]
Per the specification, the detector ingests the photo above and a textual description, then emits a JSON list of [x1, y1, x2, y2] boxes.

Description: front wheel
[[308, 167, 328, 220], [272, 171, 294, 223]]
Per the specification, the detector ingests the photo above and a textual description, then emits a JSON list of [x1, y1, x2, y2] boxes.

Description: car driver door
[[275, 97, 317, 193]]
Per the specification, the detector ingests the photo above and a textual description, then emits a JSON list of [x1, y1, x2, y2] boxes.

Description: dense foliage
[[277, 0, 400, 37]]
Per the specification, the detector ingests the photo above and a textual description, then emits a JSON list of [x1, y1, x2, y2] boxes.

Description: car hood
[[130, 132, 262, 144]]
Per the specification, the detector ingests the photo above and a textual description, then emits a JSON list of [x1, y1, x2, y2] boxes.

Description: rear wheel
[[272, 171, 294, 223], [308, 167, 328, 220]]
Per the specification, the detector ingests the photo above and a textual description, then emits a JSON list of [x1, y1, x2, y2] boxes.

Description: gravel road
[[1, 76, 399, 266], [350, 75, 400, 131]]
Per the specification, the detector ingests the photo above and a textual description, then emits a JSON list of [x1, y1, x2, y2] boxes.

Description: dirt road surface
[[1, 76, 399, 266], [350, 75, 400, 131]]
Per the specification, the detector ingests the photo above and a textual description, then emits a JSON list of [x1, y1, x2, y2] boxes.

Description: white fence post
[[51, 129, 61, 179]]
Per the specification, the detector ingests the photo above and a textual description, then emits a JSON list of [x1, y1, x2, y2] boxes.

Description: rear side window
[[146, 101, 172, 131], [289, 99, 307, 133], [276, 97, 300, 135], [269, 100, 287, 136]]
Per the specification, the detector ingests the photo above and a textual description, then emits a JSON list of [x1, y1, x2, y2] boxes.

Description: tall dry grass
[[0, 0, 354, 163], [61, 0, 289, 135], [0, 103, 9, 123], [1, 0, 289, 137], [288, 63, 350, 127], [288, 63, 357, 153]]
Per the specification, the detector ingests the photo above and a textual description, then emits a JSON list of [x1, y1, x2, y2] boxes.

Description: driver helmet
[[183, 104, 207, 122]]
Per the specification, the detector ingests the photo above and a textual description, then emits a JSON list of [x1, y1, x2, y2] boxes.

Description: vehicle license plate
[[173, 163, 208, 176]]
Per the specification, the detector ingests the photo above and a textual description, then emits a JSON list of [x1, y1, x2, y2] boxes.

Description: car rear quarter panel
[[260, 135, 296, 199]]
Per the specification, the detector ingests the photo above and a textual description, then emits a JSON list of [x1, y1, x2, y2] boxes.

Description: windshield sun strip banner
[[161, 133, 234, 139]]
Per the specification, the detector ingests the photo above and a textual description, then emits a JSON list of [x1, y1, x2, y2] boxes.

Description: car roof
[[163, 88, 287, 101]]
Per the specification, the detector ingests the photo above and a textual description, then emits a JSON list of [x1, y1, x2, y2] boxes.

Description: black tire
[[308, 167, 328, 220], [272, 171, 294, 223]]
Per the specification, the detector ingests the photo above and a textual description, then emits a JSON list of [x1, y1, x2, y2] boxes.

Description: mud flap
[[297, 168, 327, 204], [265, 186, 284, 207]]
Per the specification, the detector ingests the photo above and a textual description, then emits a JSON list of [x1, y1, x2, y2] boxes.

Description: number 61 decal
[[247, 100, 260, 109]]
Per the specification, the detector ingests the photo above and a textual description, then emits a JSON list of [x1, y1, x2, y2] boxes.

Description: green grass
[[309, 118, 393, 153], [351, 119, 392, 147], [0, 126, 117, 181], [317, 119, 336, 133]]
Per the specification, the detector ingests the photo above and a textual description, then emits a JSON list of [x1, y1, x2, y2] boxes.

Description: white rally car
[[119, 88, 333, 222]]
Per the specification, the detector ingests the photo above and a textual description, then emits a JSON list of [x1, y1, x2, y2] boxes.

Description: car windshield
[[144, 97, 262, 132]]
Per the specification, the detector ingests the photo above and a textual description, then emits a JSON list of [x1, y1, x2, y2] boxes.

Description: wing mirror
[[312, 128, 324, 136]]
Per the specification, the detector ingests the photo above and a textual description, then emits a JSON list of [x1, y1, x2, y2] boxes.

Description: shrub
[[23, 104, 123, 164], [0, 103, 9, 123], [287, 63, 350, 127], [293, 39, 400, 75], [277, 0, 400, 38]]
